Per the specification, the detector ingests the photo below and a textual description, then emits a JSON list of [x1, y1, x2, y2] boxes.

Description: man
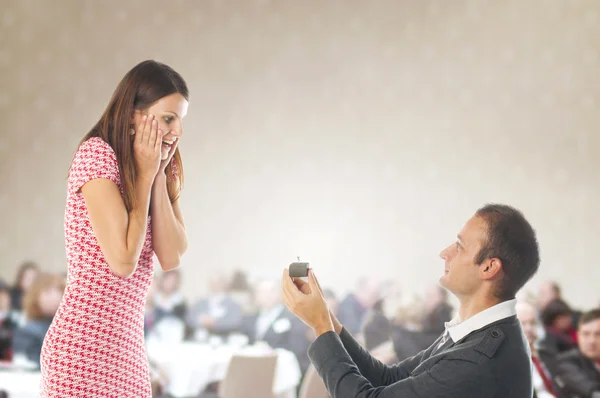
[[186, 272, 243, 341], [553, 309, 600, 398], [337, 277, 382, 335], [537, 282, 562, 311], [516, 301, 557, 397], [282, 204, 539, 397], [243, 278, 311, 373]]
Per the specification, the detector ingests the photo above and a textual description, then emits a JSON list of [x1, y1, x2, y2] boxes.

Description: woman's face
[[21, 268, 39, 291], [134, 93, 189, 160]]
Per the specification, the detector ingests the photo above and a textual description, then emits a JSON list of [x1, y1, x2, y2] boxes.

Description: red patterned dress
[[40, 137, 154, 397]]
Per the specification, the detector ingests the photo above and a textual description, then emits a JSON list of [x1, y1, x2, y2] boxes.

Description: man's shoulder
[[556, 348, 584, 363], [452, 316, 528, 361]]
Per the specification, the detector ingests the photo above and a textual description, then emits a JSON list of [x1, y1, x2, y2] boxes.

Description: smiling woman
[[40, 60, 190, 398]]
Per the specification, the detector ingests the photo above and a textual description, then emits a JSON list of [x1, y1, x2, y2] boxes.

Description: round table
[[146, 341, 302, 397]]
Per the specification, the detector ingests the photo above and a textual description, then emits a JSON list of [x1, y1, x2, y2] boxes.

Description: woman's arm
[[80, 115, 162, 278], [82, 176, 154, 278], [150, 174, 187, 271]]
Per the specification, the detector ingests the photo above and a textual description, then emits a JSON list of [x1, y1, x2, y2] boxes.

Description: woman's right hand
[[134, 114, 164, 181]]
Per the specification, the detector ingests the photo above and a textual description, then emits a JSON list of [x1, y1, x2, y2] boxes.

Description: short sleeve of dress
[[68, 137, 120, 195]]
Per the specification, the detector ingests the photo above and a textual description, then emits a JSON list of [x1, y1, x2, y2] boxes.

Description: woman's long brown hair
[[76, 60, 188, 211]]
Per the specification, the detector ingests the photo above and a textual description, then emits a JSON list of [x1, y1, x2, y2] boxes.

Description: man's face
[[516, 303, 538, 349], [439, 215, 488, 297], [578, 319, 600, 361]]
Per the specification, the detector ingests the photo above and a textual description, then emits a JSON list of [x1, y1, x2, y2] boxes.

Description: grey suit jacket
[[186, 296, 243, 336], [243, 308, 312, 373], [309, 315, 533, 397]]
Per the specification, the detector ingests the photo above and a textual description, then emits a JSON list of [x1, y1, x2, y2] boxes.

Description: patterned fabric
[[40, 137, 154, 397]]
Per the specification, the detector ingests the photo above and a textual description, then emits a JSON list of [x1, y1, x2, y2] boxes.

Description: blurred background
[[1, 0, 599, 397]]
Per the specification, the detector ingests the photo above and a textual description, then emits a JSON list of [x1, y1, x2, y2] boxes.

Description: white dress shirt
[[439, 299, 518, 347], [255, 304, 285, 340]]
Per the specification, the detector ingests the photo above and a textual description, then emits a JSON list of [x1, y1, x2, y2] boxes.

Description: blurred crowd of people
[[0, 262, 64, 367], [1, 261, 598, 397]]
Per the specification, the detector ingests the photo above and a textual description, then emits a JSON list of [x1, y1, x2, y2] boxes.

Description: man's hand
[[286, 271, 345, 336], [281, 268, 334, 337]]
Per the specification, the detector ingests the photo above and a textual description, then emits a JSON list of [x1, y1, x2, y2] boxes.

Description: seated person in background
[[516, 301, 557, 398], [0, 280, 18, 361], [554, 309, 600, 398], [13, 273, 64, 367], [337, 277, 381, 336], [538, 282, 582, 330], [390, 297, 435, 362], [243, 278, 311, 373], [9, 261, 39, 316], [186, 272, 243, 341], [542, 298, 578, 355], [151, 269, 187, 324], [537, 281, 562, 311], [421, 284, 453, 336], [362, 298, 391, 351], [228, 269, 256, 315]]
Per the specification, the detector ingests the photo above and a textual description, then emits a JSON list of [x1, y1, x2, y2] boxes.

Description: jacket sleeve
[[339, 327, 435, 386]]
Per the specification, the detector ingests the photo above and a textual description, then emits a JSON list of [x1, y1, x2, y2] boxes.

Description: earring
[[129, 124, 135, 135]]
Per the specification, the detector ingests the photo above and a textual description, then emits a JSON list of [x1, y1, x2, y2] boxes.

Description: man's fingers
[[293, 277, 311, 294]]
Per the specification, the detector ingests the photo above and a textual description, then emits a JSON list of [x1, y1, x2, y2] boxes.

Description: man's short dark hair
[[475, 204, 540, 301], [541, 299, 572, 327], [578, 308, 600, 329]]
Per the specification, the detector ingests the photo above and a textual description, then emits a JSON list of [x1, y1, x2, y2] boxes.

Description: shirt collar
[[445, 299, 517, 343]]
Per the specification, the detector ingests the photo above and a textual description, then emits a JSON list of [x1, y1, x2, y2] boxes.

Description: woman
[[13, 273, 65, 367], [10, 261, 39, 313], [40, 60, 189, 397]]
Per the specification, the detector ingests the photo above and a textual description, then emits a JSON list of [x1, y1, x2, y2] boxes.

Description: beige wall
[[1, 0, 599, 308]]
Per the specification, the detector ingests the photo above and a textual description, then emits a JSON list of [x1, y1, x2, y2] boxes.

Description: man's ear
[[480, 258, 503, 281]]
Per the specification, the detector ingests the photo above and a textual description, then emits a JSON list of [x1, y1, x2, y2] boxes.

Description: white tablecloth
[[146, 341, 302, 398], [0, 370, 41, 398]]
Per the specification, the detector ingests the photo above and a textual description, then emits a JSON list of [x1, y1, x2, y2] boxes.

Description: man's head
[[537, 281, 561, 310], [577, 309, 600, 361], [254, 279, 282, 311], [516, 301, 539, 349], [541, 299, 573, 331], [439, 204, 540, 302]]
